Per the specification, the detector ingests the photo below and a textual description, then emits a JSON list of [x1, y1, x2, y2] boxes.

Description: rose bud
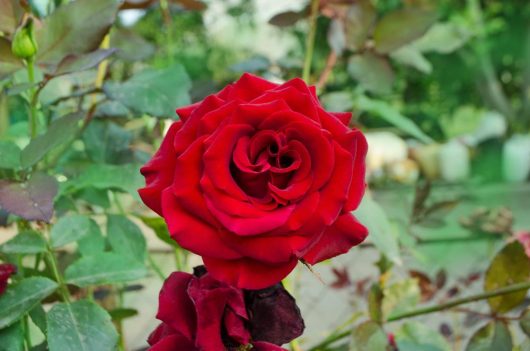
[[139, 73, 368, 289], [11, 18, 38, 60], [0, 263, 17, 295], [147, 267, 303, 351]]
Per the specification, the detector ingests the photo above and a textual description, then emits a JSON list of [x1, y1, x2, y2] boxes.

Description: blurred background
[[1, 0, 530, 350]]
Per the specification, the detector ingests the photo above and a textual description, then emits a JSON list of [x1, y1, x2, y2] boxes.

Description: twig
[[316, 51, 337, 90]]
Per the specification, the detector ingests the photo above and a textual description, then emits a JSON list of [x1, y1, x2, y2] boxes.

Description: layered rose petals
[[139, 73, 368, 289], [148, 268, 303, 351], [0, 263, 16, 295]]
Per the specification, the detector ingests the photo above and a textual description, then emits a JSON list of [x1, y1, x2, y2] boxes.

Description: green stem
[[45, 247, 71, 303], [148, 253, 165, 281], [23, 314, 31, 350], [386, 280, 530, 322], [174, 247, 183, 272], [302, 0, 320, 83], [309, 280, 530, 350], [27, 57, 38, 138]]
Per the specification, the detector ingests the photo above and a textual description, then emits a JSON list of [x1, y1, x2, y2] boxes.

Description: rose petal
[[246, 284, 305, 345], [162, 188, 241, 260], [303, 213, 368, 264], [139, 122, 181, 215], [156, 272, 196, 340], [203, 256, 298, 290]]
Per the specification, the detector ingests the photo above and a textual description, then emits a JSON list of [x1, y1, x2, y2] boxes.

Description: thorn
[[300, 259, 325, 285]]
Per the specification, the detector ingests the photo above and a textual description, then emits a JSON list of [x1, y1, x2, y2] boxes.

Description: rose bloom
[[0, 263, 16, 295], [140, 73, 368, 289], [148, 267, 304, 351]]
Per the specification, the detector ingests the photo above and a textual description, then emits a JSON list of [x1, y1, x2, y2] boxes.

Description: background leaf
[[484, 242, 530, 313], [50, 214, 94, 248], [0, 277, 57, 329], [103, 64, 191, 117], [350, 321, 388, 351], [0, 173, 58, 222], [107, 214, 147, 262], [0, 38, 23, 80], [47, 300, 118, 351], [0, 141, 21, 170], [374, 8, 438, 54], [0, 322, 23, 351], [65, 252, 148, 287], [355, 193, 401, 265], [53, 49, 117, 77], [20, 112, 83, 169], [465, 322, 512, 351], [355, 95, 434, 143], [35, 0, 121, 66], [0, 230, 46, 254], [395, 322, 451, 351], [348, 52, 395, 94]]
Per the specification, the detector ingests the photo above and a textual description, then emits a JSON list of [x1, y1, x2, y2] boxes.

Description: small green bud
[[11, 18, 38, 60]]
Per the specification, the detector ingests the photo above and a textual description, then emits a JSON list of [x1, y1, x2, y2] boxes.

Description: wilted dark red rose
[[139, 73, 368, 289], [147, 268, 303, 351], [0, 263, 16, 295]]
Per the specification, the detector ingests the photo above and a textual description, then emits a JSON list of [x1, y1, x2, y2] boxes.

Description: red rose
[[0, 263, 16, 295], [147, 268, 303, 351], [139, 73, 368, 289]]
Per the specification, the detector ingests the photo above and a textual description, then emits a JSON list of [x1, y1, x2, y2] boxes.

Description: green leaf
[[103, 64, 191, 118], [53, 49, 117, 77], [50, 214, 94, 248], [35, 0, 121, 66], [138, 216, 175, 247], [350, 321, 388, 351], [344, 0, 376, 51], [62, 163, 143, 199], [0, 277, 57, 329], [374, 8, 437, 54], [107, 215, 147, 262], [77, 220, 105, 257], [391, 45, 432, 74], [521, 309, 530, 337], [355, 95, 433, 143], [354, 193, 401, 265], [0, 141, 21, 170], [395, 322, 451, 351], [20, 112, 83, 169], [383, 279, 420, 318], [413, 22, 472, 54], [367, 283, 383, 323], [82, 121, 132, 164], [47, 300, 118, 351], [29, 304, 47, 335], [0, 173, 58, 222], [484, 242, 530, 313], [110, 28, 155, 62], [0, 0, 23, 34], [465, 322, 512, 351], [348, 52, 395, 95], [0, 230, 46, 254], [0, 37, 23, 79], [108, 308, 138, 322], [0, 322, 23, 351], [65, 252, 148, 287]]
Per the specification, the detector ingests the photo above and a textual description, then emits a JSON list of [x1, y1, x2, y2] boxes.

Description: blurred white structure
[[503, 134, 530, 183]]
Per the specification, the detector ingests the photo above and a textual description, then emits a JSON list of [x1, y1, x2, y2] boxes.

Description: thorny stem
[[308, 280, 530, 350], [302, 0, 320, 83], [27, 57, 38, 138], [45, 244, 71, 303]]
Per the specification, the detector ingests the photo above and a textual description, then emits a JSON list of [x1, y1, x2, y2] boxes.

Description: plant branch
[[386, 280, 530, 322], [302, 0, 320, 83], [308, 280, 530, 350], [315, 51, 337, 90]]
